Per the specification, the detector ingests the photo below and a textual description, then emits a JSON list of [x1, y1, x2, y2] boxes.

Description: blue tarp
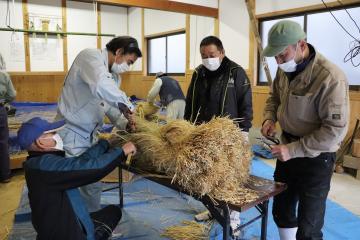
[[9, 157, 360, 240], [252, 144, 274, 159]]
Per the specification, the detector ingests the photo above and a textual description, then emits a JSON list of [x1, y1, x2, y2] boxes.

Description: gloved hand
[[118, 103, 136, 131], [240, 131, 249, 144]]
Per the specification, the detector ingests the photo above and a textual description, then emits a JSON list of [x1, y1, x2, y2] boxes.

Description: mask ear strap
[[296, 42, 305, 64]]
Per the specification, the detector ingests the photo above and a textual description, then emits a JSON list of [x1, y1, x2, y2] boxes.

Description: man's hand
[[271, 144, 291, 162], [261, 119, 276, 137], [122, 142, 137, 156]]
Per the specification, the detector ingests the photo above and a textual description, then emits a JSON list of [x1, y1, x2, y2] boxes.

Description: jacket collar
[[290, 44, 319, 86], [101, 48, 109, 71]]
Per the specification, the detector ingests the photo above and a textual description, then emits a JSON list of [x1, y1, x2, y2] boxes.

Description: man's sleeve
[[78, 51, 134, 111], [184, 72, 197, 121], [31, 140, 125, 190], [147, 78, 163, 103], [263, 70, 281, 124], [5, 73, 16, 103], [234, 68, 253, 132], [104, 103, 128, 130]]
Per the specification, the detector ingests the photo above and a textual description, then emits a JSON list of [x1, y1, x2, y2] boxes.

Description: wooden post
[[97, 3, 102, 49], [245, 0, 273, 87], [62, 0, 68, 71], [22, 0, 30, 71], [185, 14, 190, 72]]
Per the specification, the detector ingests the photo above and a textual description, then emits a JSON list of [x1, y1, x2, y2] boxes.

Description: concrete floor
[[1, 129, 360, 239]]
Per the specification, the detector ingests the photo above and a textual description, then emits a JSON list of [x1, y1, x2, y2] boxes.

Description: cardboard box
[[352, 139, 360, 158]]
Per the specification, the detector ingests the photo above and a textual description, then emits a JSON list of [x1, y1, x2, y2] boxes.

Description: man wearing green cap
[[261, 20, 349, 240]]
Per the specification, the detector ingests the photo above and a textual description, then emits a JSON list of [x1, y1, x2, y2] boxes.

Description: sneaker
[[230, 211, 242, 239]]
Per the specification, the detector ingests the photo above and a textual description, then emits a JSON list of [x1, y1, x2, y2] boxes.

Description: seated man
[[17, 117, 136, 240]]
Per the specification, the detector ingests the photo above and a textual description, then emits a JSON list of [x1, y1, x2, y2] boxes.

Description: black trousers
[[0, 105, 10, 181], [90, 205, 122, 240], [272, 152, 335, 240]]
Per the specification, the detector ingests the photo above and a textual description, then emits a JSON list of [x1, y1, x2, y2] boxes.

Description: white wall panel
[[100, 4, 127, 49], [66, 1, 97, 69], [256, 0, 336, 15], [144, 9, 185, 36], [0, 0, 25, 71], [128, 7, 142, 71], [189, 15, 215, 69], [219, 0, 250, 69], [28, 0, 63, 71]]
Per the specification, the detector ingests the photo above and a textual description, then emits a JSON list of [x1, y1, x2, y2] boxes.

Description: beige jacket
[[263, 49, 349, 158]]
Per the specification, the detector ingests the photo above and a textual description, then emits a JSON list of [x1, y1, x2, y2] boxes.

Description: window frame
[[146, 31, 186, 76], [256, 3, 360, 90]]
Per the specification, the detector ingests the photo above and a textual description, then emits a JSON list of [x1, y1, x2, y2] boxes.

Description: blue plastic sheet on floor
[[9, 157, 360, 240], [252, 144, 273, 159]]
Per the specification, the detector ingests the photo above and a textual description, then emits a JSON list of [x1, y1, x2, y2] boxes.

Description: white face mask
[[44, 134, 64, 151], [278, 44, 299, 73], [202, 57, 221, 71], [111, 62, 130, 74]]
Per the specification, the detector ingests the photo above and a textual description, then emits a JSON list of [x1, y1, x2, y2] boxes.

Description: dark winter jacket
[[24, 140, 124, 240], [184, 56, 253, 132]]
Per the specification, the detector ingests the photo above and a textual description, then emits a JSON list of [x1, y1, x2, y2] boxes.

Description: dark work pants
[[0, 105, 11, 181], [272, 152, 335, 240], [90, 205, 122, 240]]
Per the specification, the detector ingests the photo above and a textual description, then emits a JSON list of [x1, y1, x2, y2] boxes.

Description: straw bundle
[[161, 220, 211, 240], [135, 102, 160, 118], [160, 120, 195, 146], [173, 118, 252, 199], [113, 116, 254, 203]]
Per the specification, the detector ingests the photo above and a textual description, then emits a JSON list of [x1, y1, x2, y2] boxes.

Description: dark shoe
[[7, 108, 16, 116], [91, 205, 122, 240], [0, 176, 11, 183]]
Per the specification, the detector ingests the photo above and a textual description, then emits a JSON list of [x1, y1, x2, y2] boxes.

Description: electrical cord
[[321, 0, 360, 67]]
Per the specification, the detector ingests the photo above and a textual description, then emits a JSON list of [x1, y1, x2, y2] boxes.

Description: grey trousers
[[166, 99, 185, 120]]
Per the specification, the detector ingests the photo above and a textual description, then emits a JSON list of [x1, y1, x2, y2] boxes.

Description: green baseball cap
[[263, 20, 306, 57]]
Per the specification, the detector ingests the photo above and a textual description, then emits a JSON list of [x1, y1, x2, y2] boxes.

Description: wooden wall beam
[[248, 0, 256, 86], [141, 8, 146, 75], [256, 0, 360, 19], [71, 0, 218, 18], [214, 0, 219, 36], [97, 3, 102, 49], [185, 14, 190, 72], [22, 0, 30, 71], [62, 0, 68, 70]]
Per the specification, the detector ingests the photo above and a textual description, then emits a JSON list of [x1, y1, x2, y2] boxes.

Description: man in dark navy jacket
[[17, 117, 136, 240]]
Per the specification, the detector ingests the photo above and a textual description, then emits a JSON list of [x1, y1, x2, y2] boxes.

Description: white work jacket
[[57, 48, 132, 140]]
